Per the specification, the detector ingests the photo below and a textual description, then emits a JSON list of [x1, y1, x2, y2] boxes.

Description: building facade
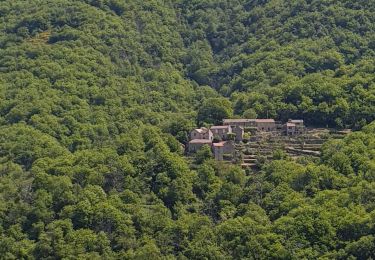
[[213, 141, 235, 161], [223, 118, 277, 132], [223, 119, 257, 128], [232, 125, 244, 142], [210, 125, 232, 140], [255, 119, 276, 132], [188, 139, 212, 153], [190, 127, 213, 140], [285, 119, 305, 135]]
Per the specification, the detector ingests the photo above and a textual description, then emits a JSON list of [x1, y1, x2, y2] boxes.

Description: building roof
[[289, 119, 304, 123], [213, 141, 226, 147], [193, 127, 209, 134], [223, 119, 256, 123], [287, 122, 296, 127], [189, 139, 212, 144], [210, 125, 231, 130], [256, 119, 275, 123]]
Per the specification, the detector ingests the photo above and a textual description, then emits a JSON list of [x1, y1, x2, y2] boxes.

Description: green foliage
[[197, 97, 233, 125], [0, 0, 374, 258], [180, 0, 375, 127], [194, 145, 213, 165], [242, 108, 257, 119]]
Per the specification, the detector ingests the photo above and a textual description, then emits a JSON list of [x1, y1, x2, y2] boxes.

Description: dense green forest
[[0, 0, 374, 258]]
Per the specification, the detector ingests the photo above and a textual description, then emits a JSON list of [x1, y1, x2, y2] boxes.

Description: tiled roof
[[194, 127, 209, 133], [256, 119, 275, 123], [211, 125, 230, 130], [189, 139, 212, 144], [213, 141, 226, 147], [223, 119, 256, 123]]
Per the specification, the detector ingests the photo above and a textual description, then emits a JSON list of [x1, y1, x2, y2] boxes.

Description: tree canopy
[[0, 0, 374, 258]]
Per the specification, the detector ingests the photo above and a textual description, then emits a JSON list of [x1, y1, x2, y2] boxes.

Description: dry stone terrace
[[188, 119, 351, 167]]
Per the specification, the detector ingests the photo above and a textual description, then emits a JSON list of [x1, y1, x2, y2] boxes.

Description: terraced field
[[236, 128, 350, 169]]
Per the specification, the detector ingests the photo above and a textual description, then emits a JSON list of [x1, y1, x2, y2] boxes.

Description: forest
[[0, 0, 374, 259]]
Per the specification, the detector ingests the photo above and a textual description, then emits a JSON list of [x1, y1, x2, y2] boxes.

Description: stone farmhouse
[[285, 119, 305, 135], [190, 127, 213, 140], [223, 119, 256, 128], [255, 119, 276, 132], [189, 125, 236, 161], [223, 118, 277, 132]]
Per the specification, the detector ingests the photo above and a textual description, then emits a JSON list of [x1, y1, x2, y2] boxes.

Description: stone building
[[188, 139, 212, 153], [212, 141, 235, 161], [232, 125, 244, 142], [223, 119, 257, 128], [210, 125, 232, 140], [190, 127, 213, 140], [285, 119, 305, 135], [223, 118, 277, 132], [255, 119, 276, 132]]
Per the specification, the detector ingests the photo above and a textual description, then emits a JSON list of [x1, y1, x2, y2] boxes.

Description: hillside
[[0, 0, 374, 259], [179, 0, 375, 127]]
